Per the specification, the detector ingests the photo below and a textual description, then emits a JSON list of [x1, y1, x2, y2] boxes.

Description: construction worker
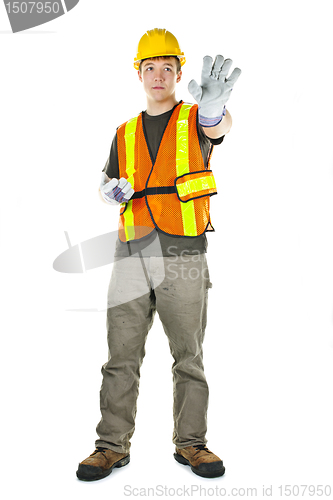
[[76, 28, 241, 481]]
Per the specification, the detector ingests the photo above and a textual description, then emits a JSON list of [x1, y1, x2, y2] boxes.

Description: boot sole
[[174, 453, 225, 478], [76, 454, 130, 481]]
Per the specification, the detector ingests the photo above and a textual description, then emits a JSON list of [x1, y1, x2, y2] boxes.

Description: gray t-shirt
[[102, 102, 224, 257]]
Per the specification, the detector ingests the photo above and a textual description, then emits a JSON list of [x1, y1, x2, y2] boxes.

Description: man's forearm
[[202, 109, 232, 139]]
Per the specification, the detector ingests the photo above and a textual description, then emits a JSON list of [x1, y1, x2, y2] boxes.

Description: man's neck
[[145, 96, 179, 116]]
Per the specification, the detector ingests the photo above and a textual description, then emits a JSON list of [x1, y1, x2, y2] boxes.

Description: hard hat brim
[[134, 54, 186, 70]]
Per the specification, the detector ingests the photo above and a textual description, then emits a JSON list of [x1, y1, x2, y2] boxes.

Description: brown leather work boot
[[174, 444, 225, 478], [76, 447, 130, 481]]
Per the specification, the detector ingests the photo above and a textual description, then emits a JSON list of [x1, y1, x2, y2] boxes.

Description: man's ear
[[176, 70, 182, 83], [138, 70, 143, 82]]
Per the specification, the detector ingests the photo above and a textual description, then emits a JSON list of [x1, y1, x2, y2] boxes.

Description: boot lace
[[93, 447, 109, 458], [193, 444, 211, 456]]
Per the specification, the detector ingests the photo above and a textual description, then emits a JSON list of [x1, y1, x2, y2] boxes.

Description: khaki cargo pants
[[95, 253, 212, 454]]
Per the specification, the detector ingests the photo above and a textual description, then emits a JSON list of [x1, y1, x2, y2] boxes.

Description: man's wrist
[[198, 105, 226, 128]]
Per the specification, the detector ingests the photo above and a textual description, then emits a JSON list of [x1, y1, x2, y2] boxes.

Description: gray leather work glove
[[188, 55, 241, 127], [100, 172, 134, 205]]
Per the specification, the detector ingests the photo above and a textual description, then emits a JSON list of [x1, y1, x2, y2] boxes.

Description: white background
[[1, 1, 333, 498]]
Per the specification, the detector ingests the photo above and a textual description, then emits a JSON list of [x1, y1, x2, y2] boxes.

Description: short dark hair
[[139, 56, 182, 74]]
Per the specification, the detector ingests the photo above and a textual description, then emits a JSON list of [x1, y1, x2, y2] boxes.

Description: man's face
[[138, 57, 182, 103]]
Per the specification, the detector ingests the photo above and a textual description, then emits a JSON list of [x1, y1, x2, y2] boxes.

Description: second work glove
[[188, 55, 241, 127], [100, 173, 134, 205]]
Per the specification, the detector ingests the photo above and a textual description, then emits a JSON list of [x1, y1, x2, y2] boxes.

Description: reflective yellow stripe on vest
[[177, 174, 217, 199], [176, 104, 198, 237], [123, 116, 138, 241]]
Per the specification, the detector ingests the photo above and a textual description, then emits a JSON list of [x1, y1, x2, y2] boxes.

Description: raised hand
[[188, 55, 241, 126]]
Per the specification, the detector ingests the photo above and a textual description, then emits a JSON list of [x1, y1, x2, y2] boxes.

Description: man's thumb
[[188, 80, 202, 102]]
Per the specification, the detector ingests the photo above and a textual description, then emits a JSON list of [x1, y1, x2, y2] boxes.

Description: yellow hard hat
[[134, 28, 186, 70]]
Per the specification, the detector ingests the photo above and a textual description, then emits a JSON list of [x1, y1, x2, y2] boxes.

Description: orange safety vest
[[117, 101, 218, 242]]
